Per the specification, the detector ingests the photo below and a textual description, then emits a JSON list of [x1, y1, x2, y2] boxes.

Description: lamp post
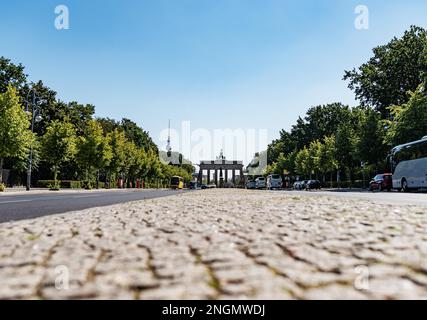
[[25, 89, 41, 191]]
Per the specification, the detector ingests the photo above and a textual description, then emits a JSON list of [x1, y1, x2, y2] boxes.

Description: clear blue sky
[[1, 0, 427, 162]]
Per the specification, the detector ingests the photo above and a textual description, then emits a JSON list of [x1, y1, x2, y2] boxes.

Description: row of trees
[[267, 26, 427, 185], [0, 60, 194, 190]]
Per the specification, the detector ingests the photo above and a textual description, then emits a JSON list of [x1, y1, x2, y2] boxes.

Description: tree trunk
[[96, 170, 99, 189]]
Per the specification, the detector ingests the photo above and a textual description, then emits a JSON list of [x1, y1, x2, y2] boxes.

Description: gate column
[[198, 169, 203, 185]]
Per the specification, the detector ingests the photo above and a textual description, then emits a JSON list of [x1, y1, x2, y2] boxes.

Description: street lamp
[[25, 89, 42, 191]]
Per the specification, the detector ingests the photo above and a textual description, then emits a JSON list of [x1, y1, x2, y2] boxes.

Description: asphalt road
[[1, 188, 426, 224], [281, 190, 427, 207], [0, 189, 187, 223]]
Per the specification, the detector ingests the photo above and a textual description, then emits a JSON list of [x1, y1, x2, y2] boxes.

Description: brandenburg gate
[[198, 151, 244, 187]]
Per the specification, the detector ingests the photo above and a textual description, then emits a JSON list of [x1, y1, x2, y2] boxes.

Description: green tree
[[335, 124, 357, 183], [145, 149, 162, 184], [268, 151, 296, 176], [122, 140, 142, 187], [106, 128, 127, 183], [163, 163, 192, 185], [0, 57, 27, 93], [21, 81, 61, 136], [121, 118, 158, 153], [97, 117, 120, 135], [264, 163, 277, 176], [272, 153, 286, 175], [356, 108, 387, 170], [267, 103, 352, 165], [75, 120, 112, 187], [344, 26, 427, 118], [318, 135, 338, 185], [308, 140, 322, 178], [295, 147, 310, 178], [267, 130, 296, 165], [304, 103, 352, 142], [181, 163, 195, 176], [67, 102, 96, 135], [40, 120, 77, 184], [0, 86, 34, 184], [385, 84, 427, 146]]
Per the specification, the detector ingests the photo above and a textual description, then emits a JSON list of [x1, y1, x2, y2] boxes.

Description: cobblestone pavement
[[1, 189, 427, 300]]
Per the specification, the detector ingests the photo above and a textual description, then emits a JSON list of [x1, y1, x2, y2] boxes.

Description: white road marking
[[0, 194, 101, 203], [0, 199, 33, 205], [0, 190, 178, 206]]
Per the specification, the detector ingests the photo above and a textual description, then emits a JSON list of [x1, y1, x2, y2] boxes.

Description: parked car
[[301, 180, 309, 190], [201, 184, 208, 190], [189, 182, 199, 190], [369, 173, 393, 192], [267, 174, 283, 190], [293, 180, 308, 190], [255, 177, 266, 189], [246, 180, 256, 189], [306, 180, 321, 190], [224, 182, 235, 188], [207, 183, 217, 189], [293, 181, 302, 190]]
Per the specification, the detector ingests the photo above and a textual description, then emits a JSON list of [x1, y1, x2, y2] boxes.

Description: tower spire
[[166, 120, 172, 157]]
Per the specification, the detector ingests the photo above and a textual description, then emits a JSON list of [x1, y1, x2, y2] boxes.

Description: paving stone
[[1, 189, 427, 299]]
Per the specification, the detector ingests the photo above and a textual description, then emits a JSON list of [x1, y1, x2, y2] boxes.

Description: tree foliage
[[0, 55, 191, 188], [106, 128, 127, 180], [385, 84, 427, 146], [40, 120, 76, 182], [0, 57, 27, 93], [75, 120, 112, 184], [0, 86, 34, 182], [344, 26, 427, 118], [266, 26, 427, 186], [356, 108, 387, 169]]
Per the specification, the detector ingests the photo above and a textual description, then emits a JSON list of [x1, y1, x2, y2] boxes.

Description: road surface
[[1, 188, 425, 224], [2, 189, 427, 299], [0, 189, 186, 223], [281, 190, 427, 206]]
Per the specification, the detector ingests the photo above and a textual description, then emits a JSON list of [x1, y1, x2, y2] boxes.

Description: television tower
[[166, 120, 172, 157]]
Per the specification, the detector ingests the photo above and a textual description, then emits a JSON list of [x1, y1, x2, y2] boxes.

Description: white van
[[255, 177, 266, 189], [267, 174, 283, 190]]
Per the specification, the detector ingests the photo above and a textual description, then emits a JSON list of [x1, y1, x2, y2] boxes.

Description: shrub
[[324, 180, 366, 189], [61, 180, 82, 189], [35, 180, 54, 188], [0, 183, 5, 192], [82, 180, 93, 190], [35, 180, 82, 189], [48, 181, 61, 191], [69, 181, 82, 189]]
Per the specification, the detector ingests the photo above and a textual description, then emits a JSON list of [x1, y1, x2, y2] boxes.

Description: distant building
[[198, 151, 244, 187]]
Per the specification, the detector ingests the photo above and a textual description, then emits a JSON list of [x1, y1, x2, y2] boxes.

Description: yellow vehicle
[[170, 176, 184, 190]]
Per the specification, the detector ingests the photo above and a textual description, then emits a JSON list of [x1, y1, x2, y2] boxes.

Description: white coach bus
[[390, 136, 427, 191]]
